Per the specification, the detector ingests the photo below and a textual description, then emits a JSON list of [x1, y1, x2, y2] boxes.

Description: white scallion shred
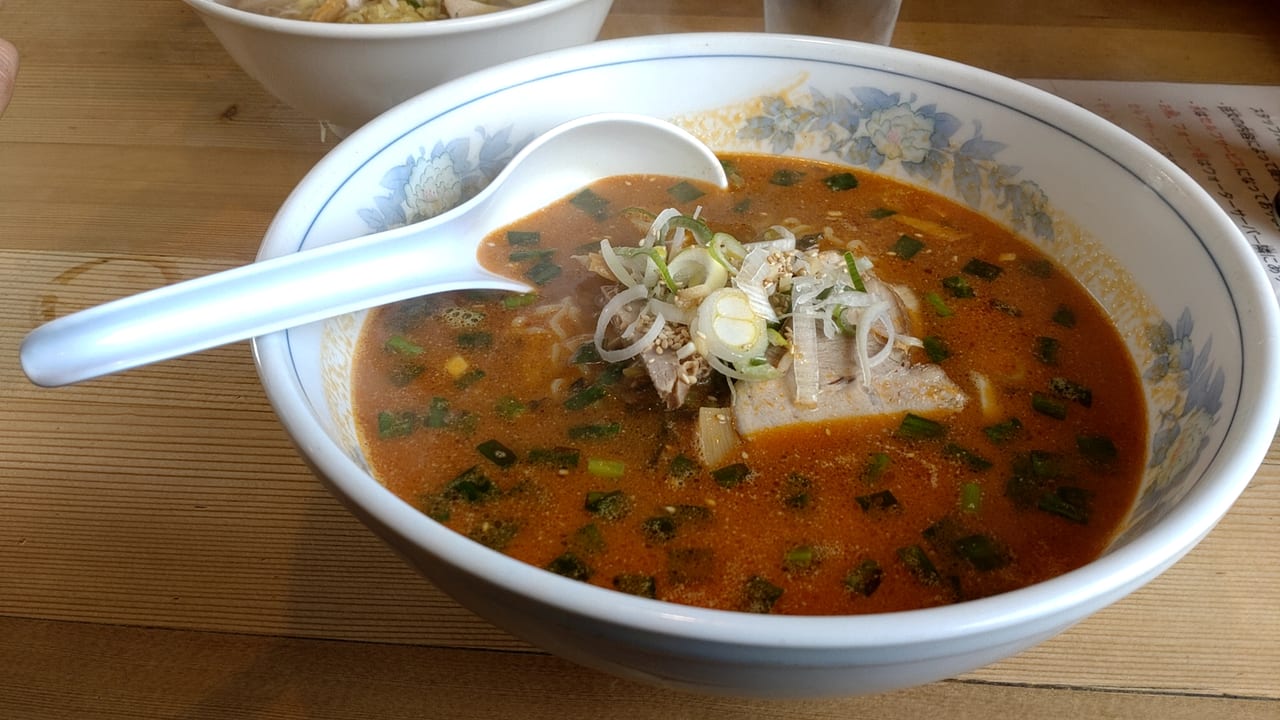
[[592, 206, 920, 407], [595, 284, 665, 362]]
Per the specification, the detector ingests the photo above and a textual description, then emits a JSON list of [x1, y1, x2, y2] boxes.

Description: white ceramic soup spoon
[[21, 113, 729, 387]]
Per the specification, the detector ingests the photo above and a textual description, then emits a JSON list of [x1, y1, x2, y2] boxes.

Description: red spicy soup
[[352, 154, 1146, 615]]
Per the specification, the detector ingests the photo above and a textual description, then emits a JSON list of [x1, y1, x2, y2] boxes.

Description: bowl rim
[[253, 31, 1280, 650], [181, 0, 605, 37]]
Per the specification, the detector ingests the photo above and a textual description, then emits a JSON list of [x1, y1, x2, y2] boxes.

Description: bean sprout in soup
[[352, 153, 1147, 615]]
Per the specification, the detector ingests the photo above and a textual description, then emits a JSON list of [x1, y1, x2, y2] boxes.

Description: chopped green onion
[[962, 257, 1003, 281], [824, 172, 859, 191], [953, 534, 1008, 570], [612, 573, 656, 598], [670, 504, 712, 525], [667, 180, 705, 203], [925, 292, 954, 317], [667, 454, 699, 482], [618, 206, 656, 230], [584, 490, 630, 520], [922, 515, 964, 548], [781, 472, 812, 508], [569, 523, 606, 555], [570, 188, 609, 220], [476, 439, 517, 467], [856, 489, 901, 514], [896, 413, 946, 439], [1021, 258, 1054, 278], [1005, 474, 1042, 509], [983, 417, 1023, 443], [667, 547, 715, 585], [862, 452, 891, 484], [844, 559, 883, 597], [445, 466, 494, 503], [377, 410, 416, 439], [633, 246, 678, 293], [1033, 336, 1060, 364], [868, 207, 898, 219], [891, 234, 925, 259], [469, 520, 518, 550], [922, 335, 951, 362], [783, 544, 816, 571], [587, 457, 625, 478], [944, 443, 994, 471], [454, 368, 485, 389], [665, 215, 714, 245], [1018, 450, 1067, 480], [711, 462, 751, 488], [897, 545, 941, 586], [832, 305, 857, 336], [546, 552, 592, 580], [1077, 434, 1118, 464], [769, 169, 804, 186], [494, 396, 526, 420], [423, 397, 449, 428], [741, 576, 784, 614], [1038, 486, 1091, 524], [1052, 304, 1077, 328], [384, 334, 424, 355], [388, 364, 424, 387], [506, 230, 540, 246], [502, 292, 538, 309], [842, 251, 866, 292], [527, 446, 580, 468], [456, 331, 492, 349], [508, 248, 555, 262], [1050, 377, 1093, 407], [568, 422, 621, 440], [941, 275, 975, 298], [1032, 392, 1068, 420], [596, 363, 625, 386], [570, 342, 602, 364], [641, 515, 677, 543], [524, 259, 562, 286], [563, 384, 606, 410], [960, 482, 983, 513]]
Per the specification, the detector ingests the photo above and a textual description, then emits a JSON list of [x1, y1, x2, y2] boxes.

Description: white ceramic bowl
[[181, 0, 614, 133], [252, 33, 1280, 697]]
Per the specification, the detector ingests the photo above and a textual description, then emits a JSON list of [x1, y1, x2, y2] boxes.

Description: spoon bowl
[[20, 113, 728, 387]]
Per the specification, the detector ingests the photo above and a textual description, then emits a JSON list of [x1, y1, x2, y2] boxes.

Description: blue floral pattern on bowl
[[740, 89, 1055, 242], [359, 125, 533, 232]]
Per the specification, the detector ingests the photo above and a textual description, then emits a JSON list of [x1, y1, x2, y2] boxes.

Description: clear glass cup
[[763, 0, 903, 45]]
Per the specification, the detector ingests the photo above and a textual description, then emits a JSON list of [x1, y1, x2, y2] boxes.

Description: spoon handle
[[19, 218, 526, 387]]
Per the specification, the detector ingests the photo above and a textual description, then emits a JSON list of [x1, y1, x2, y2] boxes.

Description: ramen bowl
[[251, 33, 1280, 697], [180, 0, 614, 133]]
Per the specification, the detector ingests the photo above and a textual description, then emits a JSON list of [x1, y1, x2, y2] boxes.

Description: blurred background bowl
[[181, 0, 614, 134], [250, 33, 1280, 697]]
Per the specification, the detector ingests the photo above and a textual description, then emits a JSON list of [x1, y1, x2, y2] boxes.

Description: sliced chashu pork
[[733, 318, 967, 437]]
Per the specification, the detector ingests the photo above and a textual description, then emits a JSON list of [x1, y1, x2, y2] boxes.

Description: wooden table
[[2, 1, 1277, 717]]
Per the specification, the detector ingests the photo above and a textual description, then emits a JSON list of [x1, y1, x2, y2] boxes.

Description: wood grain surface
[[1, 0, 1278, 717]]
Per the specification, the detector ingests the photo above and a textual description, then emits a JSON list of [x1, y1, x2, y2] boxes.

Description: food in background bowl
[[227, 0, 540, 22], [251, 34, 1280, 697], [353, 153, 1147, 615], [181, 0, 613, 132]]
